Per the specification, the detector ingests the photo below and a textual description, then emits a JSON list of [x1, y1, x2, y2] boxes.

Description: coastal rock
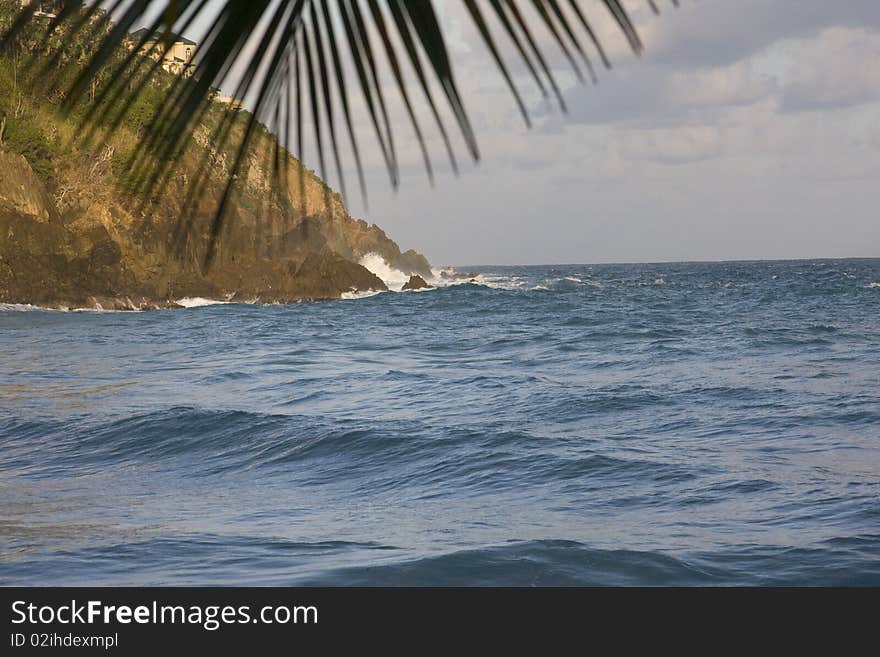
[[0, 11, 430, 309], [402, 275, 431, 291], [322, 220, 433, 279], [0, 152, 53, 223], [282, 251, 387, 301], [0, 144, 414, 307], [0, 87, 427, 308]]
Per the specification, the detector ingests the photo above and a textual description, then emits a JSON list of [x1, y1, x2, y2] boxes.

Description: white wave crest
[[0, 303, 42, 312], [464, 274, 521, 290], [358, 253, 412, 291], [432, 267, 484, 287], [431, 266, 456, 280], [0, 303, 137, 313], [866, 282, 880, 289], [176, 297, 231, 308], [435, 267, 526, 290], [545, 276, 601, 288], [341, 289, 384, 301]]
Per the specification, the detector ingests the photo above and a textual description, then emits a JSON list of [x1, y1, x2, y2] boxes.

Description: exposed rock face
[[0, 152, 53, 223], [0, 9, 430, 309], [322, 220, 432, 279], [402, 275, 431, 291], [0, 125, 423, 309], [277, 250, 387, 301], [0, 150, 409, 307]]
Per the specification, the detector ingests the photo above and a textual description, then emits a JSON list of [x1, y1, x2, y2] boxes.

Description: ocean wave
[[305, 540, 723, 586], [544, 276, 601, 289], [434, 272, 521, 290], [358, 253, 412, 291], [0, 303, 42, 312], [3, 531, 877, 586], [341, 289, 385, 300], [176, 297, 232, 308], [0, 533, 399, 586], [2, 409, 446, 478], [304, 537, 880, 586], [0, 302, 136, 313], [0, 408, 700, 493], [357, 253, 448, 294], [3, 257, 879, 586]]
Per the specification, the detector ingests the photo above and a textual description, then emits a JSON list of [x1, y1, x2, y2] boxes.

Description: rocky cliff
[[0, 8, 431, 309]]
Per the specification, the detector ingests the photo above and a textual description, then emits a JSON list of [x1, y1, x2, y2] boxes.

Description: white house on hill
[[19, 0, 62, 19], [131, 28, 197, 78]]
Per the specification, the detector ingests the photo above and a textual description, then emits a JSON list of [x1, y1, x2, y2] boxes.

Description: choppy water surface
[[1, 258, 879, 585]]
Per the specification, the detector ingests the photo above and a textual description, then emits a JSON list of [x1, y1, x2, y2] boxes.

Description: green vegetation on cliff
[[0, 5, 430, 308]]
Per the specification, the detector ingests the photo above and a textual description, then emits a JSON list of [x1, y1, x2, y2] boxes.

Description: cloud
[[548, 0, 880, 129], [665, 61, 774, 109], [329, 1, 880, 264], [776, 27, 880, 112], [622, 124, 722, 164], [641, 0, 880, 69]]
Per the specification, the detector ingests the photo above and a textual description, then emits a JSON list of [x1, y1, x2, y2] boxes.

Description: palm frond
[[2, 1, 677, 267]]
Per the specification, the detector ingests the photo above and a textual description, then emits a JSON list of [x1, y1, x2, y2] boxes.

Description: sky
[[145, 0, 880, 266]]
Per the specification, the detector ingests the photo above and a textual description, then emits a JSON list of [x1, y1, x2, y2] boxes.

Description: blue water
[[1, 258, 879, 586]]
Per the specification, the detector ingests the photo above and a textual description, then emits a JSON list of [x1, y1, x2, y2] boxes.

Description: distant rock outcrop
[[402, 275, 432, 291]]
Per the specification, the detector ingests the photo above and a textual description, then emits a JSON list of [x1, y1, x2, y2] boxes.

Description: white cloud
[[665, 61, 775, 109], [621, 124, 722, 164], [323, 1, 880, 264], [775, 27, 880, 111]]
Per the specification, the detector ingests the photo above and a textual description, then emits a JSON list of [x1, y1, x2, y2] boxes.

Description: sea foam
[[0, 303, 41, 312], [358, 253, 412, 292], [341, 289, 384, 301], [176, 297, 231, 308], [360, 255, 532, 292]]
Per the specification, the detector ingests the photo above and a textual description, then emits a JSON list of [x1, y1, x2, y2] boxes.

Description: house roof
[[131, 28, 197, 46]]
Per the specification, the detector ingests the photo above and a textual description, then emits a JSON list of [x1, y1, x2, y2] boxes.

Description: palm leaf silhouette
[[4, 0, 676, 266]]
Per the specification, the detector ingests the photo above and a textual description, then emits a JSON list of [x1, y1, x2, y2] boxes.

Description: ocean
[[1, 258, 878, 585]]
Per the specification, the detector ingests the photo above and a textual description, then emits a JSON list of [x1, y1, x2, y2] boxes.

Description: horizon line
[[443, 254, 880, 268]]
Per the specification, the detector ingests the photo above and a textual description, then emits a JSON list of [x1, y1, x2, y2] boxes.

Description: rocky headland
[[0, 7, 430, 309]]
